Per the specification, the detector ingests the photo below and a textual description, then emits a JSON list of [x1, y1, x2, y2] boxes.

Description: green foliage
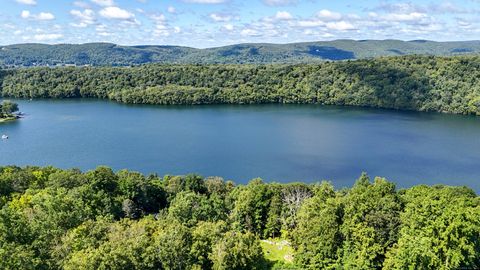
[[340, 175, 402, 269], [231, 179, 273, 235], [293, 182, 342, 269], [3, 55, 480, 115], [61, 217, 161, 270], [168, 191, 226, 227], [0, 187, 94, 268], [162, 174, 207, 199], [116, 170, 166, 216], [155, 219, 193, 270], [264, 192, 282, 239], [0, 100, 19, 119], [384, 185, 480, 270], [1, 40, 480, 67], [210, 230, 265, 270], [190, 221, 228, 269], [0, 166, 478, 269], [292, 176, 480, 270]]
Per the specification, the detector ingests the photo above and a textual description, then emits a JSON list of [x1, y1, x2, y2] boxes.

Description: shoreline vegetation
[[0, 100, 19, 123], [0, 116, 18, 123], [0, 165, 478, 269], [1, 55, 480, 116]]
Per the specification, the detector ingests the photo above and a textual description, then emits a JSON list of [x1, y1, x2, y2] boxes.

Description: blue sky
[[1, 0, 479, 47]]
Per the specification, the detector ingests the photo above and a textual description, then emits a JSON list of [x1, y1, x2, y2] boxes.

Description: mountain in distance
[[1, 39, 480, 66]]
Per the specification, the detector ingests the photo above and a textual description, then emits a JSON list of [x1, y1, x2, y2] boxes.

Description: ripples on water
[[1, 99, 479, 191]]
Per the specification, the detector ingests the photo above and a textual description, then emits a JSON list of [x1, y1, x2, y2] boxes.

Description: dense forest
[[1, 40, 480, 66], [1, 55, 480, 115], [0, 166, 478, 269]]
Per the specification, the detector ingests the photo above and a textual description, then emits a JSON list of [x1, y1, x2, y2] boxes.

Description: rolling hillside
[[1, 39, 480, 66]]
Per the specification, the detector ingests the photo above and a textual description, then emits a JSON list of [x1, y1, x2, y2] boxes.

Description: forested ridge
[[2, 55, 480, 115], [0, 166, 478, 269], [1, 40, 480, 66]]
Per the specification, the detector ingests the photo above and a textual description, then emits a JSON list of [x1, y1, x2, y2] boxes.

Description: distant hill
[[1, 39, 480, 66]]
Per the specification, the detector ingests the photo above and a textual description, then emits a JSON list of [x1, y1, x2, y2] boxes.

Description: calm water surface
[[1, 99, 479, 191]]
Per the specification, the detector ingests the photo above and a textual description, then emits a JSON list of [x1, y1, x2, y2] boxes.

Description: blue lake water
[[1, 99, 479, 191]]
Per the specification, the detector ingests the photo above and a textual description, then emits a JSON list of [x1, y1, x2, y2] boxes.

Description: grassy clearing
[[261, 238, 296, 268]]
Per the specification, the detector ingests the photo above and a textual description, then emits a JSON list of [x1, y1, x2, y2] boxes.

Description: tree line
[[1, 55, 480, 115], [0, 166, 478, 269]]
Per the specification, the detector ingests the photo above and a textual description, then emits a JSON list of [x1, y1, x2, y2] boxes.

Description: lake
[[1, 99, 479, 191]]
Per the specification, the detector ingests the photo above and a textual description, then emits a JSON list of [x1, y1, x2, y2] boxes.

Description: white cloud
[[150, 14, 166, 24], [33, 33, 63, 41], [3, 23, 16, 29], [97, 32, 112, 36], [15, 0, 36, 5], [385, 12, 428, 22], [21, 10, 30, 19], [326, 21, 356, 31], [148, 13, 180, 37], [74, 1, 90, 8], [316, 9, 342, 21], [240, 28, 261, 36], [70, 22, 87, 28], [91, 0, 114, 6], [95, 24, 108, 32], [297, 19, 324, 27], [70, 9, 95, 27], [153, 23, 170, 36], [275, 11, 293, 20], [36, 12, 55, 20], [457, 19, 472, 29], [21, 10, 55, 20], [4, 0, 476, 46], [209, 13, 232, 22], [71, 9, 95, 21], [99, 6, 134, 20], [429, 2, 468, 14], [223, 23, 234, 31], [262, 0, 296, 6], [182, 0, 226, 3], [167, 6, 176, 13], [154, 31, 170, 37]]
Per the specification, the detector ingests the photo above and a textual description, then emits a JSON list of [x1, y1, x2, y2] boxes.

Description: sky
[[1, 0, 480, 48]]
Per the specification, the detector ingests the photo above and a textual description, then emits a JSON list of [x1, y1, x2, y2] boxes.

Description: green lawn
[[261, 238, 297, 268]]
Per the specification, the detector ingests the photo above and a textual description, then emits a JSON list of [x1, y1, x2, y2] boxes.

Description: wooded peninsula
[[1, 55, 480, 115], [0, 166, 478, 269], [0, 100, 19, 123]]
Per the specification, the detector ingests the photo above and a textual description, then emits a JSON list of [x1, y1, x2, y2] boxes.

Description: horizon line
[[2, 39, 480, 50]]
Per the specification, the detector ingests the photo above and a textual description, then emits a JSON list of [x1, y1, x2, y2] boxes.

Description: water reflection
[[0, 99, 479, 191]]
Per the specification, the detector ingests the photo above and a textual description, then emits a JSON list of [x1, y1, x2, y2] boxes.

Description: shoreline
[[0, 115, 19, 123]]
